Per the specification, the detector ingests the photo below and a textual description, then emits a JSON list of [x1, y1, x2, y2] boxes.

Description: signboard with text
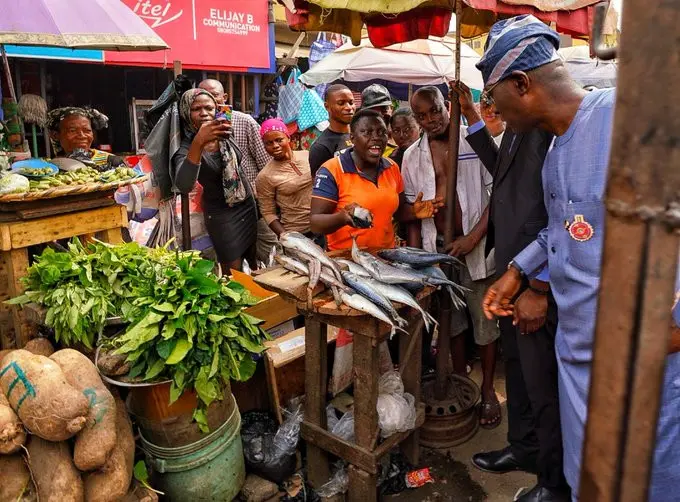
[[105, 0, 272, 71]]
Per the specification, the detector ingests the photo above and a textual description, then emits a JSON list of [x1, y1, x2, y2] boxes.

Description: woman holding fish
[[310, 109, 441, 251]]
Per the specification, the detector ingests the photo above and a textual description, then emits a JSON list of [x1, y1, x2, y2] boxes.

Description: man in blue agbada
[[478, 15, 680, 502]]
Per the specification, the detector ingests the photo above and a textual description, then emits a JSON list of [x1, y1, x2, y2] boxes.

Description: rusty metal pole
[[173, 60, 192, 251], [435, 0, 463, 399], [579, 1, 680, 501]]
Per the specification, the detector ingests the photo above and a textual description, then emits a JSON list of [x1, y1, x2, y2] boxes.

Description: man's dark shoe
[[515, 484, 570, 502], [471, 446, 537, 474]]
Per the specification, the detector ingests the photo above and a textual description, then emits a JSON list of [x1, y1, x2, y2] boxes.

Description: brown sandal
[[479, 397, 502, 430]]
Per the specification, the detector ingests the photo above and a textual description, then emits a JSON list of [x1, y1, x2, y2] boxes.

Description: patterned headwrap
[[259, 118, 289, 139], [47, 106, 110, 156], [476, 15, 560, 88], [179, 88, 249, 205]]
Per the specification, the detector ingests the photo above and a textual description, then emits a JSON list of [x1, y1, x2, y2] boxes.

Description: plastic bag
[[326, 405, 355, 443], [298, 88, 329, 131], [376, 371, 416, 438], [0, 173, 29, 194], [379, 370, 405, 396], [316, 462, 349, 498], [278, 68, 305, 125], [241, 408, 302, 484]]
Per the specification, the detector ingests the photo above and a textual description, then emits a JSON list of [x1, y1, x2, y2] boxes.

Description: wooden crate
[[233, 269, 300, 331], [264, 327, 338, 423]]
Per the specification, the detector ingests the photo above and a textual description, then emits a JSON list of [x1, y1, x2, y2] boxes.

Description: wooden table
[[255, 266, 432, 502], [0, 193, 127, 349]]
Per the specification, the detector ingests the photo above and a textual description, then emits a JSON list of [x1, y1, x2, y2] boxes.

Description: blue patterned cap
[[476, 15, 560, 87]]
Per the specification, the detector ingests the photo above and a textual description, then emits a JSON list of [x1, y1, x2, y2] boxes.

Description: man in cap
[[478, 15, 680, 502], [309, 84, 355, 176], [361, 84, 397, 157], [198, 79, 277, 263], [452, 80, 567, 501]]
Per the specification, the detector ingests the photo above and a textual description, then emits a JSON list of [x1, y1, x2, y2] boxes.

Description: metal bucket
[[141, 393, 245, 501], [127, 380, 235, 448]]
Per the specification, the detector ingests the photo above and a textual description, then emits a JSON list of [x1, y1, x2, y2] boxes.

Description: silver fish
[[342, 272, 406, 328], [242, 259, 252, 275], [351, 236, 426, 286], [280, 231, 343, 281], [363, 278, 438, 333], [340, 291, 408, 339], [418, 266, 468, 309], [335, 259, 371, 277], [275, 254, 309, 276], [378, 247, 464, 268], [351, 206, 373, 229], [308, 258, 322, 290]]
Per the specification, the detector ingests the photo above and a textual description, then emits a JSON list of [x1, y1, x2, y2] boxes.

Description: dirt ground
[[385, 363, 535, 502]]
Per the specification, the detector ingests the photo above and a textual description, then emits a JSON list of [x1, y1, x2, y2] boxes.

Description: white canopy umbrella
[[558, 46, 617, 88], [300, 35, 484, 89]]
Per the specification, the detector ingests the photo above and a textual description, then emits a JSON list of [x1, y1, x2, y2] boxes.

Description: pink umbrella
[[0, 0, 168, 51]]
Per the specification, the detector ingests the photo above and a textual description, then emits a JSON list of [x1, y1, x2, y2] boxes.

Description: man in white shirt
[[402, 86, 502, 428]]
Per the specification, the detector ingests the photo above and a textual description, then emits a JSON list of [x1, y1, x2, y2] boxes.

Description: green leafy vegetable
[[8, 240, 270, 426]]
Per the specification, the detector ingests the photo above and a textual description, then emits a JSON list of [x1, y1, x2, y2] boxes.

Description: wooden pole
[[173, 60, 192, 251], [435, 0, 463, 399], [0, 45, 17, 103], [580, 2, 680, 501]]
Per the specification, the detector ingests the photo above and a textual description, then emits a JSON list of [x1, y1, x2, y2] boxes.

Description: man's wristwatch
[[507, 260, 526, 278]]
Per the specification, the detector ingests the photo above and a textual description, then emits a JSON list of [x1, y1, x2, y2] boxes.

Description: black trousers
[[500, 294, 567, 490]]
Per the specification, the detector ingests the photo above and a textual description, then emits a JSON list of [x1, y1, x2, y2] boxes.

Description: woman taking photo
[[312, 108, 435, 251], [173, 88, 257, 272], [256, 118, 314, 238]]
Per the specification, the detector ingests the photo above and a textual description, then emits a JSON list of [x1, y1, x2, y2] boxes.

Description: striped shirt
[[231, 111, 270, 188], [401, 127, 496, 281]]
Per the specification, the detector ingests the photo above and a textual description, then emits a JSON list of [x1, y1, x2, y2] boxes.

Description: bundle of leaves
[[8, 240, 269, 427], [109, 255, 268, 429]]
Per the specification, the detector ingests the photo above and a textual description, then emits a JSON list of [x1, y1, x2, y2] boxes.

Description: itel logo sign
[[133, 1, 183, 28]]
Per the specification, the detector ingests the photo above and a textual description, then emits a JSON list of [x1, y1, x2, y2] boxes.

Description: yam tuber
[[0, 388, 26, 454], [23, 338, 55, 357], [84, 397, 135, 502], [0, 350, 89, 441], [50, 349, 117, 471], [0, 453, 33, 501], [27, 436, 84, 502]]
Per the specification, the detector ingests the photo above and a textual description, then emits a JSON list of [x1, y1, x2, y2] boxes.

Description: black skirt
[[204, 198, 258, 263]]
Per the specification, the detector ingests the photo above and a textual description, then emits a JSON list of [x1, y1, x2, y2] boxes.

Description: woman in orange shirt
[[311, 109, 436, 251]]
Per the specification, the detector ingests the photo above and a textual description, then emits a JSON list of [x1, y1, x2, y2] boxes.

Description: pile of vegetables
[[8, 241, 269, 425], [28, 166, 138, 192]]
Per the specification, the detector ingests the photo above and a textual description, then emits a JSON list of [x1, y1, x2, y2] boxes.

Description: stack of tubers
[[0, 340, 142, 501]]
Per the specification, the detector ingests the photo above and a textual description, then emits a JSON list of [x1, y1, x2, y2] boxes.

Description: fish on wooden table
[[342, 272, 407, 328], [378, 247, 464, 268], [335, 259, 371, 278], [363, 278, 438, 333], [340, 291, 408, 339], [351, 236, 427, 286], [280, 231, 343, 281]]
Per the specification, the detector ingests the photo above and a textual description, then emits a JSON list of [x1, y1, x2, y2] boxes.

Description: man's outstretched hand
[[413, 192, 445, 219], [483, 267, 523, 319]]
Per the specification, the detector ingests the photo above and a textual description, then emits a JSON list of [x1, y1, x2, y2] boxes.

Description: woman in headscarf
[[173, 88, 257, 272], [256, 118, 314, 238], [47, 107, 125, 171]]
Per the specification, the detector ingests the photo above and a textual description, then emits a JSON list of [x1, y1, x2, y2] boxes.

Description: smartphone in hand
[[216, 104, 233, 122]]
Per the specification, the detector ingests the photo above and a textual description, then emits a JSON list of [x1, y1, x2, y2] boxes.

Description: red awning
[[463, 0, 597, 37], [105, 0, 272, 71]]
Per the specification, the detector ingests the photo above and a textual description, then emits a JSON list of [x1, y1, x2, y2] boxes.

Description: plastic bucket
[[141, 393, 245, 501]]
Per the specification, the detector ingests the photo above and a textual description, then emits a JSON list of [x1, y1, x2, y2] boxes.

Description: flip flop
[[479, 397, 502, 430]]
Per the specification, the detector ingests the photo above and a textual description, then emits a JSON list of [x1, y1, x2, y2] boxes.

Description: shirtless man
[[401, 86, 501, 428]]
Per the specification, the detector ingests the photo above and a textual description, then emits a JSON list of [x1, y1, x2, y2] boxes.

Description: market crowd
[[46, 14, 680, 502]]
